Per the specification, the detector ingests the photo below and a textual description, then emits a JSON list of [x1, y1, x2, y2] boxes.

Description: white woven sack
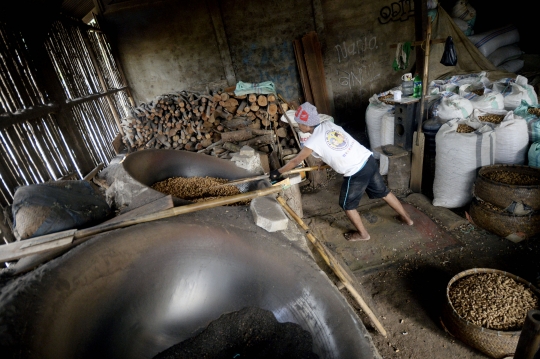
[[460, 85, 505, 110], [379, 113, 394, 175], [438, 93, 474, 120], [366, 93, 394, 159], [451, 0, 476, 22], [468, 25, 519, 58], [433, 118, 496, 208], [493, 111, 528, 164], [497, 83, 534, 110], [487, 44, 523, 67], [497, 59, 524, 74], [529, 142, 540, 168]]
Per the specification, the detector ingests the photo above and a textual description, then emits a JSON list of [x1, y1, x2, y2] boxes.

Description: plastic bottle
[[413, 73, 422, 98]]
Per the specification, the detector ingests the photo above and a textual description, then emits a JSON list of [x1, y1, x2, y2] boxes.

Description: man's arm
[[269, 146, 314, 181], [277, 146, 313, 173]]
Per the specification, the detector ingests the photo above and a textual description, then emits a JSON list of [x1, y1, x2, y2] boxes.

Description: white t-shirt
[[303, 121, 372, 177]]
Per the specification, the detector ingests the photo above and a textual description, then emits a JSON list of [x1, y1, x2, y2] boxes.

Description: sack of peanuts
[[473, 109, 528, 164], [433, 118, 496, 208], [492, 75, 538, 110], [529, 141, 540, 168], [366, 91, 396, 159], [460, 84, 505, 111], [513, 100, 540, 143], [379, 113, 395, 175], [435, 92, 474, 121]]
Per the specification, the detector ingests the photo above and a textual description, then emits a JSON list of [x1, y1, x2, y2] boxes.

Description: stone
[[239, 145, 256, 156], [250, 196, 288, 232]]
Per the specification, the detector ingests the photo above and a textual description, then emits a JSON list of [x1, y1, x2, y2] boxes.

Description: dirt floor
[[299, 168, 540, 359]]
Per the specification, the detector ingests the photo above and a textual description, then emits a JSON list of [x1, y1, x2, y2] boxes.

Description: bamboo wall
[[0, 15, 131, 214]]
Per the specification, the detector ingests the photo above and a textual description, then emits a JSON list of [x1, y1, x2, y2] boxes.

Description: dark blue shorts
[[339, 155, 390, 210]]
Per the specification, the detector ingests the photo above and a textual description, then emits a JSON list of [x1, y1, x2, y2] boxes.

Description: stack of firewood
[[121, 90, 299, 160]]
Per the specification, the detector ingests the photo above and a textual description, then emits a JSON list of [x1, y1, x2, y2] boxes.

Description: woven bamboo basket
[[469, 198, 540, 239], [441, 268, 540, 358], [473, 164, 540, 211]]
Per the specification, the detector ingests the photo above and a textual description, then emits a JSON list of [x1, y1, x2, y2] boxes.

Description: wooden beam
[[0, 87, 129, 130], [389, 38, 445, 48], [293, 39, 314, 105], [301, 32, 331, 115], [207, 0, 236, 87]]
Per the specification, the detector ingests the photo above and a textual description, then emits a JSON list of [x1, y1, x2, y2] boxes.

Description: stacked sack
[[450, 0, 476, 36], [365, 89, 397, 166], [467, 24, 523, 73], [425, 72, 537, 208]]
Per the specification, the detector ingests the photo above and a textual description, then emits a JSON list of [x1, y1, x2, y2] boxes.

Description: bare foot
[[344, 231, 370, 241], [395, 215, 414, 226]]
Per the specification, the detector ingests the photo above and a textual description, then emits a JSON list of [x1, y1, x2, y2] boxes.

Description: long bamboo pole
[[8, 179, 291, 274], [277, 196, 388, 337]]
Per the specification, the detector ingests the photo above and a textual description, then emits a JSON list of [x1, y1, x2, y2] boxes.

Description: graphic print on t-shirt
[[325, 130, 348, 151]]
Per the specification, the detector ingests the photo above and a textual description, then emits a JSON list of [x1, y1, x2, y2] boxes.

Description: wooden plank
[[0, 229, 76, 263], [207, 0, 236, 87], [293, 39, 314, 105], [301, 32, 331, 115], [389, 38, 445, 48]]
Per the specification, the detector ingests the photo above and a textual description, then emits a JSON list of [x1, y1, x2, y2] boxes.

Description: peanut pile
[[478, 114, 504, 124], [449, 273, 539, 331], [151, 176, 250, 205], [456, 124, 475, 133], [527, 107, 540, 116], [483, 170, 540, 186], [378, 94, 395, 105], [471, 89, 484, 96], [478, 198, 504, 212]]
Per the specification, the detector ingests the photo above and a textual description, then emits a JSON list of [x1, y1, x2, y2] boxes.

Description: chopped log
[[250, 118, 261, 130], [199, 138, 212, 148], [267, 103, 278, 116], [252, 129, 273, 136], [184, 141, 197, 151], [248, 93, 257, 103], [220, 129, 254, 142], [222, 117, 252, 130], [267, 94, 276, 102], [223, 141, 242, 153], [261, 117, 271, 127], [214, 107, 233, 121], [257, 95, 268, 107], [239, 134, 274, 147], [276, 127, 288, 138], [281, 148, 298, 156], [237, 100, 248, 114], [220, 92, 229, 101], [250, 103, 259, 112]]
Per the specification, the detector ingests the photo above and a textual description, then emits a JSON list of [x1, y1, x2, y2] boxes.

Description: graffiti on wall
[[378, 0, 414, 24], [334, 36, 378, 63]]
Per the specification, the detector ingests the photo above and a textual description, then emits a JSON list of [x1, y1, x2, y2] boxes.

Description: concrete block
[[250, 196, 289, 232], [230, 153, 262, 173], [239, 145, 256, 157]]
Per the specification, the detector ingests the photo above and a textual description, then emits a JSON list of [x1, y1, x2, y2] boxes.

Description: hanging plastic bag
[[440, 36, 457, 66]]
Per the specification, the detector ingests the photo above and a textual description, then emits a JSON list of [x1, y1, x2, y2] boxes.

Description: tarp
[[427, 6, 515, 83]]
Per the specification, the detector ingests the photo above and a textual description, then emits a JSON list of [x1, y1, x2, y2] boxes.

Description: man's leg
[[344, 209, 370, 241], [383, 192, 414, 225]]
